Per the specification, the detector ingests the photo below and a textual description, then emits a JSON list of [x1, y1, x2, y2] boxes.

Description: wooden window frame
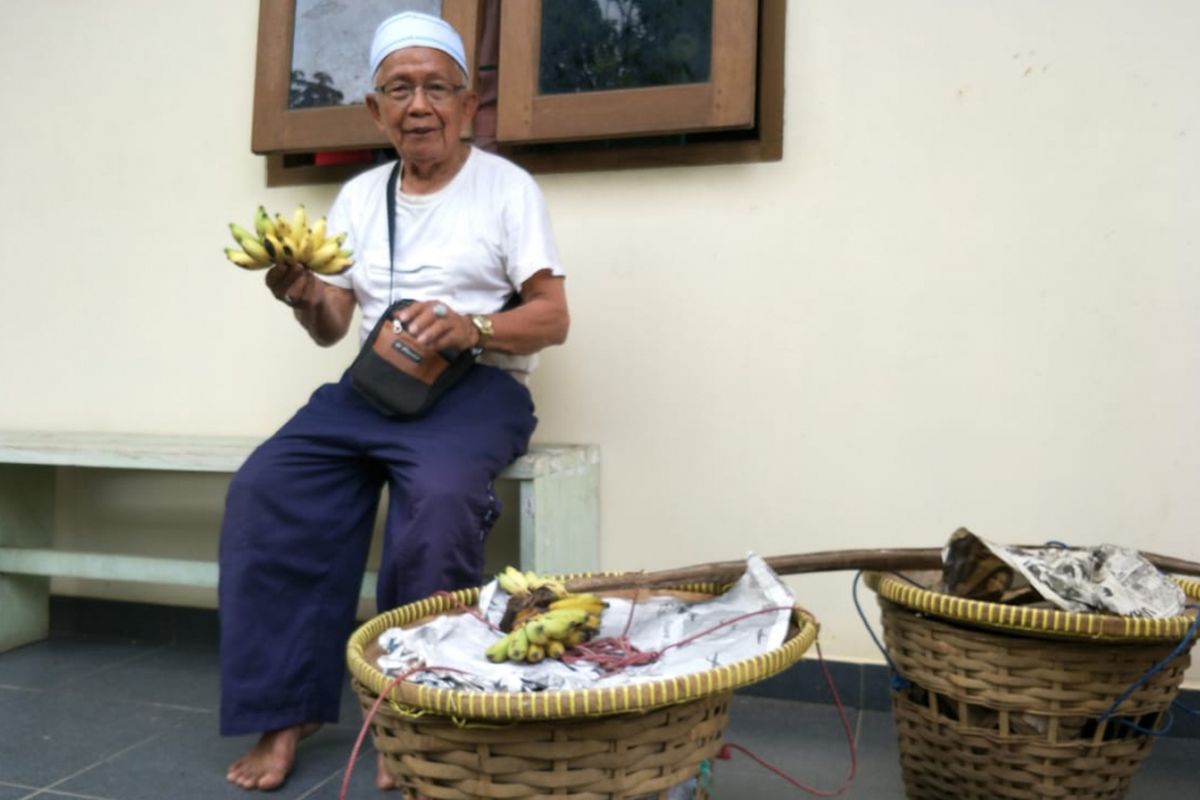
[[496, 0, 758, 144], [250, 0, 480, 155], [498, 0, 785, 174], [259, 0, 785, 184]]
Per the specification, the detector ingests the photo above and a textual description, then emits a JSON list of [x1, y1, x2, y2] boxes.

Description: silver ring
[[282, 294, 296, 307], [432, 302, 448, 318]]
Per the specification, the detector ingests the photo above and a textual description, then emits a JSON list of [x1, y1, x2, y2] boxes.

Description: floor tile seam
[[0, 684, 46, 694], [39, 643, 170, 692], [22, 683, 216, 716], [34, 730, 166, 795], [291, 749, 371, 800], [126, 698, 215, 715], [16, 787, 117, 800]]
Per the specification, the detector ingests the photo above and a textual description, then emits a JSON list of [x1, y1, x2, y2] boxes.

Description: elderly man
[[219, 12, 569, 791]]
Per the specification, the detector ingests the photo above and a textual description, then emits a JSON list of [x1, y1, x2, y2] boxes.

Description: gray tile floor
[[0, 634, 1196, 799]]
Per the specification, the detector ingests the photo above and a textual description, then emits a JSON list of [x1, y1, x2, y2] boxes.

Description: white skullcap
[[369, 11, 469, 81]]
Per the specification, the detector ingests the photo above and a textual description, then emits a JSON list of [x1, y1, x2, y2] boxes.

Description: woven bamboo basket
[[865, 571, 1200, 800], [346, 581, 819, 800]]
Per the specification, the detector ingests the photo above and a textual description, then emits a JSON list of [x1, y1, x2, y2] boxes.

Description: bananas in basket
[[486, 566, 608, 665]]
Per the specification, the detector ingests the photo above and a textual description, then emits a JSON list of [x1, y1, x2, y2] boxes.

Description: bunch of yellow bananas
[[495, 565, 567, 599], [224, 204, 354, 275], [485, 593, 608, 664]]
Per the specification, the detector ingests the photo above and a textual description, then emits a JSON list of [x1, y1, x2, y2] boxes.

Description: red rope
[[563, 597, 798, 675], [716, 642, 858, 796], [338, 663, 468, 800], [340, 591, 496, 799]]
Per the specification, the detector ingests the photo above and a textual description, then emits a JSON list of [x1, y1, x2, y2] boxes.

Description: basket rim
[[864, 571, 1200, 642], [346, 580, 818, 721]]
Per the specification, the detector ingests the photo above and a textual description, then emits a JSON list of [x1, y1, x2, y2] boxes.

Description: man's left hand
[[396, 300, 478, 352]]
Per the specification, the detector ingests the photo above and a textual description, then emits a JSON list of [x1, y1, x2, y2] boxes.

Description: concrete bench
[[0, 431, 599, 651]]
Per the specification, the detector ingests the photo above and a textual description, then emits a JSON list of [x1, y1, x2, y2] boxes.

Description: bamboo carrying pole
[[563, 547, 1200, 594]]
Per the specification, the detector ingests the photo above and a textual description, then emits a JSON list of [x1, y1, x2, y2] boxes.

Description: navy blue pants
[[218, 366, 536, 736]]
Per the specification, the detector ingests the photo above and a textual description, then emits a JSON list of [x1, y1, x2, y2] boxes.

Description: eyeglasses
[[374, 81, 466, 105]]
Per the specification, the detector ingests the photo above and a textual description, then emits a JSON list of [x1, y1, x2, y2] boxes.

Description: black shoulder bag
[[348, 162, 477, 418]]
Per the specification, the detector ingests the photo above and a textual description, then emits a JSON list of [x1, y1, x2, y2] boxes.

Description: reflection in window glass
[[539, 0, 712, 95], [289, 0, 443, 109]]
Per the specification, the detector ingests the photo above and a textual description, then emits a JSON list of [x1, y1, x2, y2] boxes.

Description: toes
[[226, 762, 251, 787], [227, 759, 283, 791], [376, 754, 398, 790], [257, 769, 286, 791]]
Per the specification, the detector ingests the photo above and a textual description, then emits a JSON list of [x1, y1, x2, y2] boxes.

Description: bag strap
[[385, 160, 401, 304]]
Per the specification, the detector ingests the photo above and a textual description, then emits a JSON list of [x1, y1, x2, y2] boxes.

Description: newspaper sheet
[[374, 553, 795, 693], [943, 531, 1184, 618]]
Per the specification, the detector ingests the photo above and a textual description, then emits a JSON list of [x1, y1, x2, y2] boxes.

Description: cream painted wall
[[2, 2, 1198, 684]]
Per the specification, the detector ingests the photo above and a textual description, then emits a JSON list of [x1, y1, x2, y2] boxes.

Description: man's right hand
[[263, 262, 357, 347], [265, 262, 317, 309]]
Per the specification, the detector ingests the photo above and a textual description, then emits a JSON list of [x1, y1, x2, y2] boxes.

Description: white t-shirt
[[320, 147, 564, 378]]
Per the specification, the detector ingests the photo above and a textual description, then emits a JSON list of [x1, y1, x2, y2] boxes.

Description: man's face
[[367, 47, 477, 168]]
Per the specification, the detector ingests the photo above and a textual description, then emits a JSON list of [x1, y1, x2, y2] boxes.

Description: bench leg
[[518, 461, 600, 576], [0, 465, 54, 652]]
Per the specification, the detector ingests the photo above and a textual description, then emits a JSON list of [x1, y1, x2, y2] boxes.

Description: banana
[[549, 593, 608, 614], [522, 571, 569, 598], [537, 608, 589, 641], [506, 627, 530, 662], [237, 237, 274, 267], [292, 204, 308, 235], [306, 239, 340, 270], [279, 239, 298, 267], [546, 640, 566, 660], [485, 635, 511, 663], [295, 232, 314, 264], [309, 217, 328, 250], [546, 607, 590, 625], [525, 643, 546, 664], [261, 233, 283, 264], [522, 605, 593, 646], [254, 206, 277, 239], [323, 256, 355, 275], [229, 223, 258, 247], [508, 606, 541, 634], [497, 566, 530, 596], [274, 214, 292, 240], [225, 248, 269, 270], [525, 619, 550, 646], [282, 226, 304, 256]]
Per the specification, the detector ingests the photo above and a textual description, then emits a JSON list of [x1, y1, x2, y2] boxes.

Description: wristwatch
[[469, 314, 494, 351]]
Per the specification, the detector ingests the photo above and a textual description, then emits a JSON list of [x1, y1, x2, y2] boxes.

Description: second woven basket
[[866, 571, 1200, 800]]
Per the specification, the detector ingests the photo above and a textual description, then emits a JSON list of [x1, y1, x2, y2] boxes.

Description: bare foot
[[227, 722, 320, 791], [377, 753, 398, 790]]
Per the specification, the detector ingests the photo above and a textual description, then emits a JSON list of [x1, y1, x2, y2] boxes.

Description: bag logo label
[[391, 340, 423, 363]]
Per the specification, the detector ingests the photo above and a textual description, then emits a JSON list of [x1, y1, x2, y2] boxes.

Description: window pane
[[289, 0, 443, 109], [539, 0, 713, 95]]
